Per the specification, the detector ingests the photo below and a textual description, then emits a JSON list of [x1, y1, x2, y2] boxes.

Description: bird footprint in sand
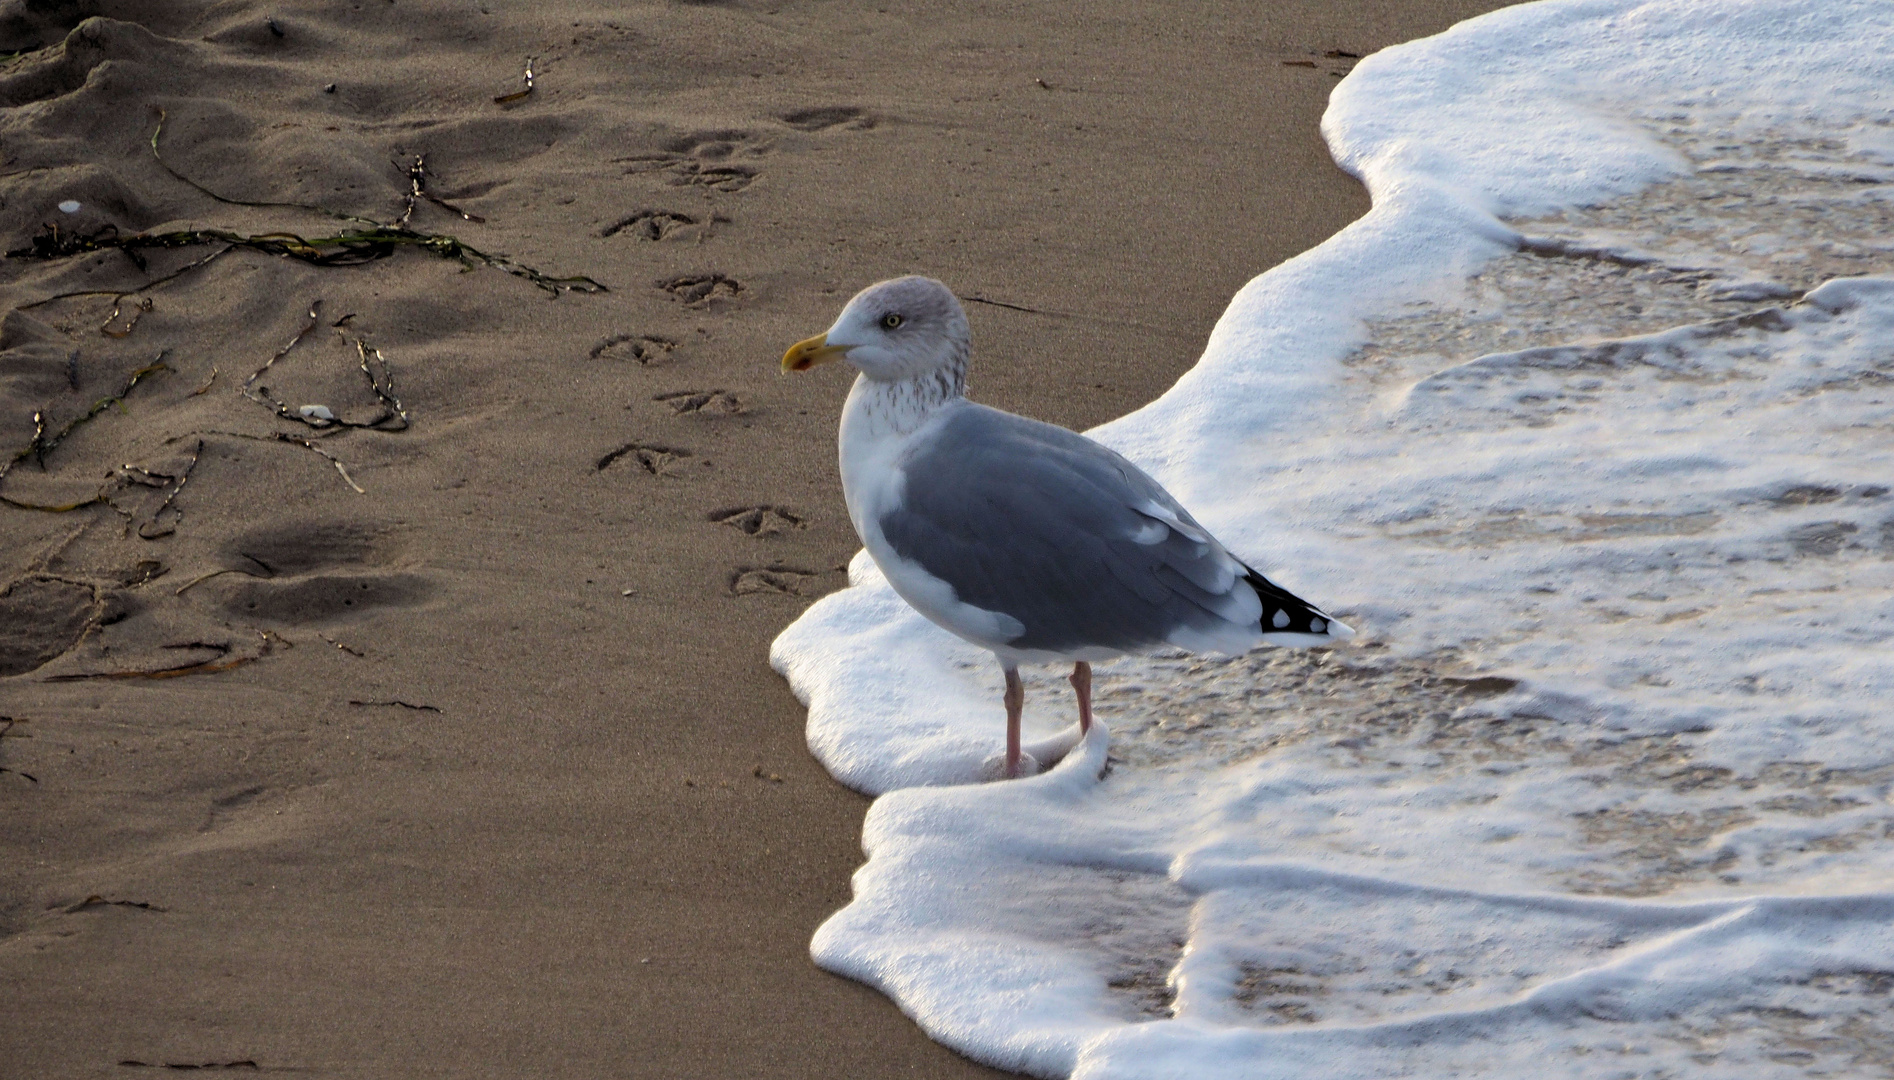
[[729, 565, 815, 596], [600, 210, 698, 241], [659, 274, 742, 305], [655, 389, 746, 416], [596, 442, 694, 476], [710, 506, 805, 537], [590, 334, 678, 365]]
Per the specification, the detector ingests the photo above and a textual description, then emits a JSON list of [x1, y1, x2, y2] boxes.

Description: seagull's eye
[[880, 313, 904, 329]]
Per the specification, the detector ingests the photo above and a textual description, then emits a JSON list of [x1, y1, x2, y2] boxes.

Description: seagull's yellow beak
[[782, 333, 849, 373]]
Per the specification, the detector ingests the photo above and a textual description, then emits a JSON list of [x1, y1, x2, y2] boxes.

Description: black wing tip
[[1245, 568, 1352, 640]]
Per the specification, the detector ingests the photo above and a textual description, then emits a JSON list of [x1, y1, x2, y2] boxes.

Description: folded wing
[[878, 404, 1345, 656]]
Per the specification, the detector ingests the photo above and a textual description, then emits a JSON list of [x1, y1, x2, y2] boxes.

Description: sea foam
[[772, 1, 1894, 1076]]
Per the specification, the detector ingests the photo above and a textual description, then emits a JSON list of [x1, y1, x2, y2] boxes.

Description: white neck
[[842, 366, 964, 439], [837, 369, 966, 539]]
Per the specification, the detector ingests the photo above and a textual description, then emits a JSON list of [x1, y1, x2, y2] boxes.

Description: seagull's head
[[782, 276, 969, 383]]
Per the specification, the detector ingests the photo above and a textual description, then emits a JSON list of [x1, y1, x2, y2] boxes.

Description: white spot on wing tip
[[1271, 609, 1290, 629]]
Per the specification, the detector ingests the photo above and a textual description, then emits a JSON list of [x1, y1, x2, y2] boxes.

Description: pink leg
[[1004, 666, 1025, 777], [1069, 661, 1093, 734]]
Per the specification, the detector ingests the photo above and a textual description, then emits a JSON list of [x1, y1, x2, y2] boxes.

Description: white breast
[[838, 376, 1025, 650]]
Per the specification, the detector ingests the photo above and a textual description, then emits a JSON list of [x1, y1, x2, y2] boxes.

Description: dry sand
[[0, 1, 1514, 1075]]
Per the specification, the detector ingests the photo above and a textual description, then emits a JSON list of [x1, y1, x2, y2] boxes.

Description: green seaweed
[[7, 222, 604, 295], [5, 114, 604, 296], [149, 108, 380, 226], [134, 437, 202, 539], [493, 56, 536, 104], [0, 355, 171, 512], [18, 245, 233, 317], [243, 300, 410, 431], [398, 155, 485, 226]]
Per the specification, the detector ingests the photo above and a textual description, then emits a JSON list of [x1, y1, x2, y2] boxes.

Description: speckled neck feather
[[852, 351, 968, 438]]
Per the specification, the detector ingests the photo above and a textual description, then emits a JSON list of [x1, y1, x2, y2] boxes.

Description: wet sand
[[0, 1, 1513, 1074]]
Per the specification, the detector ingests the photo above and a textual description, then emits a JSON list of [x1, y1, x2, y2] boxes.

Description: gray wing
[[879, 404, 1322, 654]]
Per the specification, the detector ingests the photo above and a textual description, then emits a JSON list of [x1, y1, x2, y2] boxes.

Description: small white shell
[[57, 200, 81, 214], [299, 404, 335, 421]]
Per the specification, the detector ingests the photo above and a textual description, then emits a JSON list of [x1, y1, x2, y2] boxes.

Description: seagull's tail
[[1244, 567, 1355, 647]]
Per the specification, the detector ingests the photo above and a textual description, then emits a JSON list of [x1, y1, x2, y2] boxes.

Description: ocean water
[[771, 1, 1894, 1076]]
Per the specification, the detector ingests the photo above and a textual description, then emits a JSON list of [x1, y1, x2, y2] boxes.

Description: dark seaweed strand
[[8, 115, 603, 295], [0, 355, 171, 511], [136, 436, 203, 538], [242, 301, 413, 431], [150, 108, 382, 227], [398, 155, 485, 226], [147, 111, 597, 293], [17, 244, 234, 315], [6, 224, 604, 296]]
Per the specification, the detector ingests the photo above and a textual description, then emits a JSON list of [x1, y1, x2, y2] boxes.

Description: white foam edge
[[810, 723, 1122, 1078], [767, 0, 1894, 1074]]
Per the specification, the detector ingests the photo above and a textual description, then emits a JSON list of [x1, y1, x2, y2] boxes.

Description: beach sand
[[0, 1, 1513, 1074]]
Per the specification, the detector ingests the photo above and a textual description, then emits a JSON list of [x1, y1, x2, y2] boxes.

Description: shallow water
[[773, 2, 1894, 1076]]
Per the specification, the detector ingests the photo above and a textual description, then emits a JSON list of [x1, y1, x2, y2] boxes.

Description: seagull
[[783, 276, 1353, 778]]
